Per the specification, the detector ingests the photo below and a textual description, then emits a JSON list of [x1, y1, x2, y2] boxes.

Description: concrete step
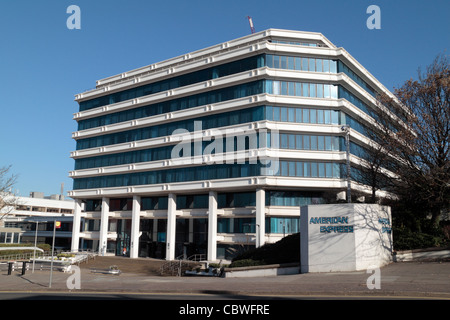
[[80, 256, 166, 275]]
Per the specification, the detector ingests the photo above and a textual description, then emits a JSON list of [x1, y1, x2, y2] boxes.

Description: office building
[[69, 29, 397, 261], [0, 192, 74, 249]]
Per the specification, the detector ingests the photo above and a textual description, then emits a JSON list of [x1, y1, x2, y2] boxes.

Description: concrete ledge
[[394, 247, 450, 262], [223, 262, 300, 278]]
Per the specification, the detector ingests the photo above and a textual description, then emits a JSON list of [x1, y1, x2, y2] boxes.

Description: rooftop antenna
[[60, 183, 64, 200], [247, 16, 255, 34]]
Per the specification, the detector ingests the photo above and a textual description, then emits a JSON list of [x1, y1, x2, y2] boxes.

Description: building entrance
[[116, 219, 131, 256]]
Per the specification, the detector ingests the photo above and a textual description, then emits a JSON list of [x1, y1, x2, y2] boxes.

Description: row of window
[[77, 85, 372, 152], [265, 105, 340, 125], [78, 79, 265, 131], [266, 80, 375, 134], [266, 54, 337, 73], [73, 163, 262, 190], [84, 216, 300, 235], [278, 133, 341, 151], [266, 190, 324, 207], [337, 60, 376, 97], [217, 217, 300, 234], [78, 57, 378, 132], [73, 159, 343, 190], [74, 131, 342, 170], [76, 80, 353, 151], [79, 55, 264, 112], [270, 40, 323, 47], [76, 86, 265, 150], [84, 190, 325, 212], [265, 54, 376, 98], [277, 160, 342, 179], [266, 80, 339, 99], [76, 106, 266, 153]]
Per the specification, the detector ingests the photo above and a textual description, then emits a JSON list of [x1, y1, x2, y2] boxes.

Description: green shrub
[[228, 259, 265, 268], [230, 233, 300, 267], [393, 227, 449, 251]]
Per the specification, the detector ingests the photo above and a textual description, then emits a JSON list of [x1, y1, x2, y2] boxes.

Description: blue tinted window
[[326, 163, 333, 178], [281, 107, 288, 122], [325, 136, 332, 151], [281, 134, 288, 149], [80, 55, 263, 112], [309, 58, 315, 72], [288, 134, 296, 149], [289, 162, 296, 177], [323, 59, 330, 72], [266, 54, 273, 68], [294, 57, 301, 70], [316, 59, 323, 72], [280, 56, 287, 69], [301, 58, 308, 71], [302, 109, 309, 123], [273, 55, 280, 68], [330, 60, 337, 73], [311, 163, 318, 177], [318, 136, 325, 150], [281, 161, 288, 176], [296, 135, 303, 149], [302, 83, 309, 97], [310, 109, 317, 123], [310, 135, 318, 150], [317, 84, 324, 98], [318, 163, 325, 177], [310, 83, 316, 97], [303, 135, 310, 149], [288, 108, 295, 122]]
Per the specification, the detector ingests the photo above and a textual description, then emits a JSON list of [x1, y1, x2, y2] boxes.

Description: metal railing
[[159, 254, 206, 276]]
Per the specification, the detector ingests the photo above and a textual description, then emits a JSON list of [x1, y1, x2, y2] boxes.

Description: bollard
[[7, 262, 13, 275], [21, 261, 27, 276]]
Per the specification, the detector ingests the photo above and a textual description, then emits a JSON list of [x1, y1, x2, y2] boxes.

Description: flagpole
[[49, 220, 56, 288]]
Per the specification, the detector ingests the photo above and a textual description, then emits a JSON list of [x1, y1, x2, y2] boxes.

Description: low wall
[[300, 203, 393, 273], [394, 247, 450, 262], [223, 263, 299, 278]]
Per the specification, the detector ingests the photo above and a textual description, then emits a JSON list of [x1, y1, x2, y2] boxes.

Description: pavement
[[0, 257, 449, 300]]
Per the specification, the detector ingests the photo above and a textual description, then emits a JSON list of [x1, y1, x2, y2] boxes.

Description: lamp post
[[279, 220, 286, 238], [341, 125, 351, 203], [49, 220, 60, 288], [32, 220, 39, 273]]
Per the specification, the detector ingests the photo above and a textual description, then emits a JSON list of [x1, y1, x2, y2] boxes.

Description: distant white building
[[0, 192, 74, 250]]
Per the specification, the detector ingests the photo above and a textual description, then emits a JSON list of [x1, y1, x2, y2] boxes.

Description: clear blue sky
[[0, 0, 448, 197]]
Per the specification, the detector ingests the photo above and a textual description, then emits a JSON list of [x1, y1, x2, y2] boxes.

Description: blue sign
[[309, 216, 354, 233]]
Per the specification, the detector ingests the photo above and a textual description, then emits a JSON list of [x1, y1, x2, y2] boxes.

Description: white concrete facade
[[300, 203, 393, 272], [69, 29, 399, 261]]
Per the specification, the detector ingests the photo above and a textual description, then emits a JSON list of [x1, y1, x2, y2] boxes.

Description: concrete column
[[70, 199, 83, 252], [256, 189, 265, 248], [207, 191, 218, 262], [166, 194, 176, 260], [130, 195, 141, 259], [99, 197, 110, 256], [152, 219, 158, 241], [188, 219, 194, 243]]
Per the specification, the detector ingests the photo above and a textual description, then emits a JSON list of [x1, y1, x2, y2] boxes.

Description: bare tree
[[374, 54, 449, 227], [351, 90, 403, 203], [0, 165, 19, 221]]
